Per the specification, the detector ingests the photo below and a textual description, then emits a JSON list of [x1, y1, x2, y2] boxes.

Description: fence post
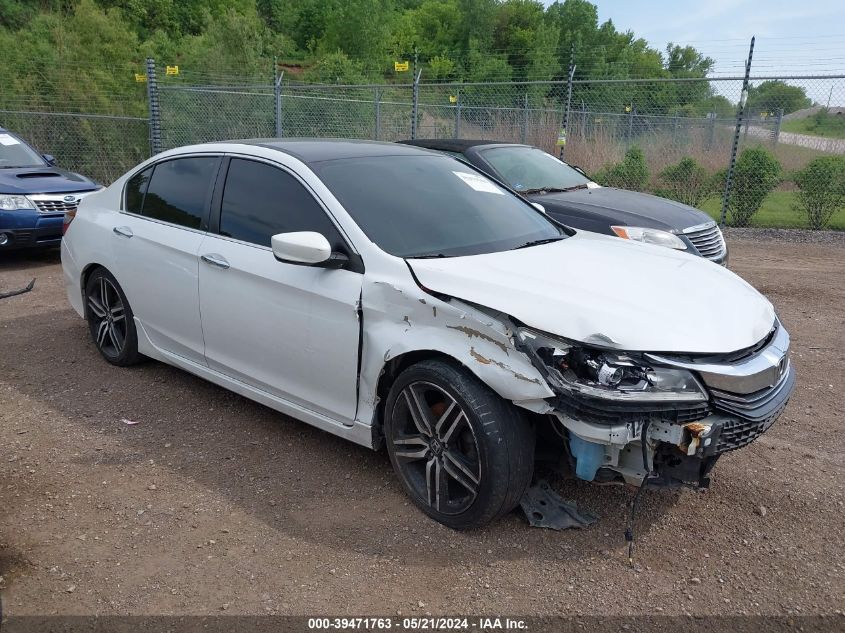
[[773, 107, 783, 146], [707, 112, 716, 149], [454, 89, 461, 139], [274, 64, 284, 138], [411, 70, 421, 139], [720, 36, 755, 227], [521, 93, 529, 143], [560, 58, 576, 160], [145, 58, 162, 155], [580, 101, 587, 141], [374, 88, 381, 140], [627, 104, 634, 147]]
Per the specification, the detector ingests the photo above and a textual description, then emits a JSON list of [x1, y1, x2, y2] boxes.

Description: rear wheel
[[84, 268, 142, 366], [384, 360, 534, 530]]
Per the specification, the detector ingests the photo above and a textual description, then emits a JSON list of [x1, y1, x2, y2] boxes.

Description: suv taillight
[[62, 208, 77, 235]]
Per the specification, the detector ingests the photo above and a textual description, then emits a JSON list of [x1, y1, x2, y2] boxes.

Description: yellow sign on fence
[[134, 73, 147, 82], [166, 65, 180, 76], [556, 129, 566, 146], [449, 95, 458, 104], [394, 61, 409, 72]]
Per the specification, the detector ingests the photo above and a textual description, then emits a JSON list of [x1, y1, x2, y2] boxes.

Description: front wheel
[[384, 360, 535, 530]]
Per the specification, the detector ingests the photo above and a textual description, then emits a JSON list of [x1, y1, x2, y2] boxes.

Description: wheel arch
[[372, 350, 463, 446], [80, 262, 108, 309]]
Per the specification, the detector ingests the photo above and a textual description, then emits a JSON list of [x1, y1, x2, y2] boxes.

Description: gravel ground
[[723, 227, 845, 246], [0, 238, 843, 618]]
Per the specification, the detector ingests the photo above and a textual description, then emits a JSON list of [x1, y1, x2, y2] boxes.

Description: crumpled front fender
[[356, 276, 554, 433]]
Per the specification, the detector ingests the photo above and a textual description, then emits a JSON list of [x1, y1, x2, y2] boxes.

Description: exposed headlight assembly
[[516, 328, 706, 402], [0, 194, 35, 211], [611, 225, 687, 250]]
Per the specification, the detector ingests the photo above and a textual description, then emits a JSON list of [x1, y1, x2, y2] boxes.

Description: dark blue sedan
[[0, 127, 100, 250]]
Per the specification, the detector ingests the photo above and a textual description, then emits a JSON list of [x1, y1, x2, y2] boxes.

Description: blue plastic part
[[568, 434, 605, 481]]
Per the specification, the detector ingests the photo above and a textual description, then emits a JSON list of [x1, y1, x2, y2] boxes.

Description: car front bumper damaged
[[522, 322, 796, 488]]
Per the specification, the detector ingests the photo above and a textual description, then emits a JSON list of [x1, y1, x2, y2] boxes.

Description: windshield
[[481, 146, 591, 192], [0, 132, 47, 168], [313, 154, 564, 258]]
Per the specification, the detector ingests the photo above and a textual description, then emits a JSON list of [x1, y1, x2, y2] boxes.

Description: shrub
[[653, 157, 719, 208], [793, 156, 845, 230], [724, 147, 781, 226], [595, 146, 649, 191]]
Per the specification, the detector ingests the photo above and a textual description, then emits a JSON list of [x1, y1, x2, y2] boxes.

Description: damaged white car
[[61, 140, 795, 530]]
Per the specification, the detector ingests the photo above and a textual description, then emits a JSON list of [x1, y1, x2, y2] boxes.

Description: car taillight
[[62, 208, 77, 235]]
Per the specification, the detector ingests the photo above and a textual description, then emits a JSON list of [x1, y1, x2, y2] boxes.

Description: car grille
[[714, 407, 785, 453], [710, 364, 795, 453], [557, 394, 710, 426], [32, 197, 79, 215], [683, 221, 726, 260]]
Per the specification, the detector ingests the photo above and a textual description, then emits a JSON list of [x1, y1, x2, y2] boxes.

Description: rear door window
[[218, 158, 345, 250], [124, 166, 152, 214], [141, 157, 219, 229]]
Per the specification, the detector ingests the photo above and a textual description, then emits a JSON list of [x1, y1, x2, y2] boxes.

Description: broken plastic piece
[[0, 278, 35, 300], [520, 480, 598, 530], [121, 418, 140, 425]]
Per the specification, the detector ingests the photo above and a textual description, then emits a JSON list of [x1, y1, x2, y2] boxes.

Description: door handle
[[113, 226, 133, 238], [201, 253, 230, 270]]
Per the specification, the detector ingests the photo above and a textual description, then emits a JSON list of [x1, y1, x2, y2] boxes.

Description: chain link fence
[[2, 56, 843, 231], [0, 109, 149, 185], [154, 68, 845, 230]]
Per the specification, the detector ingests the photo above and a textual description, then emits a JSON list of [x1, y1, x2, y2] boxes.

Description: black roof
[[231, 138, 438, 164], [399, 138, 520, 153]]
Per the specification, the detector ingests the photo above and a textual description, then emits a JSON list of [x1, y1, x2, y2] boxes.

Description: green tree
[[318, 0, 396, 72], [793, 156, 845, 230], [746, 80, 812, 116], [303, 50, 368, 84], [426, 54, 457, 80]]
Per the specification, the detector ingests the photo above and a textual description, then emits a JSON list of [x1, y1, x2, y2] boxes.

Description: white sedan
[[61, 140, 794, 529]]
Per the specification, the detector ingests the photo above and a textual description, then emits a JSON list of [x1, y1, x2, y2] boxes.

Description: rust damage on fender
[[448, 325, 509, 353], [470, 347, 542, 385]]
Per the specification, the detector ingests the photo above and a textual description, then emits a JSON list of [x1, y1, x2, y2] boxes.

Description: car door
[[197, 156, 363, 423], [114, 155, 220, 364]]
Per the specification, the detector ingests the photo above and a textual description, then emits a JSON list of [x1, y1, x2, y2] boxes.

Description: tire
[[384, 359, 534, 530], [84, 267, 143, 366]]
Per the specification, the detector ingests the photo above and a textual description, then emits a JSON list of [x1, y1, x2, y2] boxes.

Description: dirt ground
[[0, 238, 843, 618]]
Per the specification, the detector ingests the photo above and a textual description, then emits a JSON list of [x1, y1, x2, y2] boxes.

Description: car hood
[[407, 231, 774, 354], [530, 186, 709, 231], [0, 166, 99, 194]]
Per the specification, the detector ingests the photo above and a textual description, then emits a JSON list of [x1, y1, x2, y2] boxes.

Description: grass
[[699, 190, 845, 230], [781, 112, 845, 139]]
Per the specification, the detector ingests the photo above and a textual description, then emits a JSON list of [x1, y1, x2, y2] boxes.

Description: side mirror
[[42, 154, 57, 166], [271, 231, 347, 269], [531, 202, 546, 214]]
